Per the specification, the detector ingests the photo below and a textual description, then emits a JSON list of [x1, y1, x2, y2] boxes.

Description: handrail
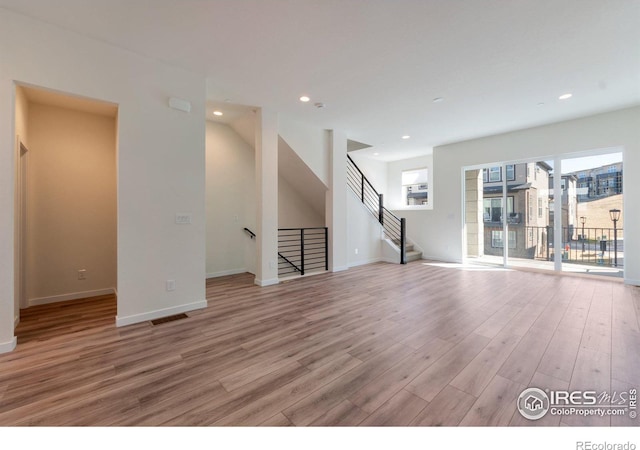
[[278, 252, 301, 273], [278, 227, 329, 277], [347, 155, 407, 264], [243, 227, 256, 239], [347, 154, 381, 197]]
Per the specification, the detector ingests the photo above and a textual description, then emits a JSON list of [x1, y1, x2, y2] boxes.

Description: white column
[[254, 108, 279, 286], [326, 129, 348, 272], [0, 85, 17, 353], [554, 157, 563, 272]]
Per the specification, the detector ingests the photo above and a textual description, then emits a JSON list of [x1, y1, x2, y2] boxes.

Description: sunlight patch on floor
[[422, 262, 514, 272]]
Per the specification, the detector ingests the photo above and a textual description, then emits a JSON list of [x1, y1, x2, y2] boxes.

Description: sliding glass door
[[464, 150, 623, 279]]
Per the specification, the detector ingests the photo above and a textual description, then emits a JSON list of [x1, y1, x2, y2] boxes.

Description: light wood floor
[[1, 261, 638, 426]]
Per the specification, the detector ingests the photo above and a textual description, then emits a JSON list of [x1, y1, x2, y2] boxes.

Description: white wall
[[0, 9, 207, 350], [278, 115, 329, 187], [347, 191, 383, 267], [205, 121, 256, 277], [405, 107, 640, 285], [279, 176, 324, 228], [13, 86, 29, 323], [388, 154, 433, 210], [25, 103, 117, 305]]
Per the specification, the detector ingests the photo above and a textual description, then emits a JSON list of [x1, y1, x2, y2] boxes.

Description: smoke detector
[[314, 102, 326, 109]]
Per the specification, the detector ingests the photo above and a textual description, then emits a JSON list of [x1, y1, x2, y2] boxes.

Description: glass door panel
[[560, 153, 623, 278]]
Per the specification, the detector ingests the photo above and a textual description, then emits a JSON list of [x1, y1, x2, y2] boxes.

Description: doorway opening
[[464, 149, 624, 279], [14, 84, 118, 342]]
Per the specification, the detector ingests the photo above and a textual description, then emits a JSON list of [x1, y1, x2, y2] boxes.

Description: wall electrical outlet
[[175, 213, 192, 224], [78, 269, 87, 280], [355, 248, 359, 255], [166, 279, 176, 291]]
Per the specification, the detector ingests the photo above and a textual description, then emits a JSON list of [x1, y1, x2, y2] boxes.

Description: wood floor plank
[[449, 330, 522, 397], [406, 333, 491, 402], [497, 326, 555, 385], [348, 338, 454, 413], [410, 385, 476, 426], [564, 347, 611, 426], [309, 400, 368, 426], [259, 413, 293, 426], [0, 264, 631, 427], [536, 326, 583, 383], [214, 353, 362, 426], [611, 329, 640, 386], [459, 375, 524, 426], [359, 389, 428, 426], [282, 342, 414, 426]]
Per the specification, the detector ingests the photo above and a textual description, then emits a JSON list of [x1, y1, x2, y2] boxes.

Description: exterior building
[[572, 162, 623, 202], [549, 174, 579, 242], [482, 162, 551, 258]]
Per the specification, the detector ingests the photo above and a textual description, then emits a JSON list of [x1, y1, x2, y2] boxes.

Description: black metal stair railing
[[278, 227, 329, 277], [347, 154, 407, 264]]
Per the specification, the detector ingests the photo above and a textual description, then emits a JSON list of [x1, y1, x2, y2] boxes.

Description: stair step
[[405, 244, 414, 252], [405, 250, 422, 262]]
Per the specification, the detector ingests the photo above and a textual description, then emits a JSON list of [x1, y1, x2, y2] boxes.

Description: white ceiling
[[3, 1, 639, 161]]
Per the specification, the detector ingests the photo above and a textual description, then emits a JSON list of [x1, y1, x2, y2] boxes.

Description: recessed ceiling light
[[402, 135, 411, 140], [432, 97, 444, 103], [373, 152, 380, 156], [559, 93, 572, 100], [213, 110, 223, 116], [299, 96, 310, 102]]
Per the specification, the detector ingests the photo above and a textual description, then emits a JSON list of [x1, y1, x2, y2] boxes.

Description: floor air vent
[[151, 313, 188, 325]]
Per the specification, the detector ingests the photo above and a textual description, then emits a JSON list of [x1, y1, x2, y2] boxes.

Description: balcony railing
[[482, 225, 624, 267]]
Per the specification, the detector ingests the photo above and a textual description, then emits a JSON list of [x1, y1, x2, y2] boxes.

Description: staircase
[[390, 238, 423, 262], [404, 242, 423, 262], [347, 155, 422, 264]]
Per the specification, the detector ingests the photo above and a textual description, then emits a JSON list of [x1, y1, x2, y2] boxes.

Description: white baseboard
[[254, 277, 279, 287], [348, 257, 382, 268], [331, 265, 349, 272], [624, 278, 640, 286], [206, 268, 247, 279], [115, 299, 207, 327], [28, 288, 116, 307], [0, 336, 17, 354]]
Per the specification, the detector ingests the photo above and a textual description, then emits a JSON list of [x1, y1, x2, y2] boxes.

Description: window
[[489, 167, 501, 182], [506, 164, 515, 181], [607, 165, 617, 173], [491, 230, 516, 248], [402, 167, 428, 206], [483, 197, 513, 222], [538, 197, 543, 218], [560, 179, 566, 191]]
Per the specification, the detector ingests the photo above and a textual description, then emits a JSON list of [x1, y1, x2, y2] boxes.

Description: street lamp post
[[609, 209, 620, 267], [580, 216, 586, 255]]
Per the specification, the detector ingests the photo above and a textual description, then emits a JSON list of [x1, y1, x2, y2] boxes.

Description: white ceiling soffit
[[3, 1, 639, 160], [19, 83, 118, 117]]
